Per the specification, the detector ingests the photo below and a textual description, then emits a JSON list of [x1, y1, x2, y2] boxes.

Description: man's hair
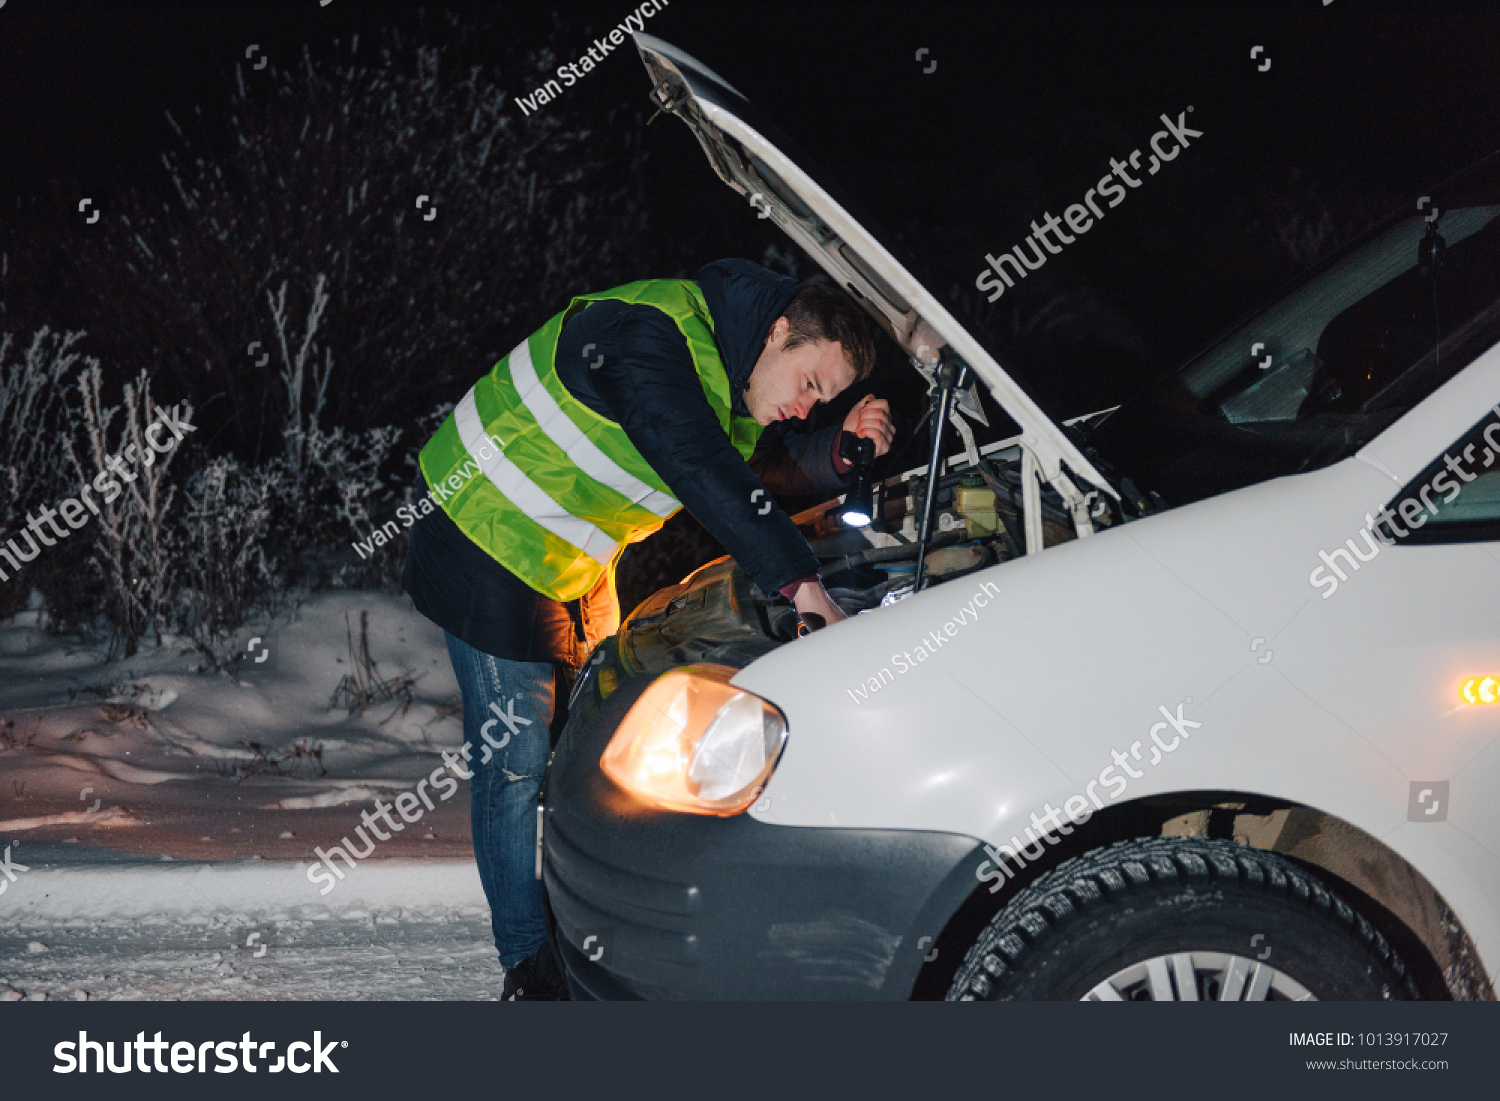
[[780, 282, 877, 382]]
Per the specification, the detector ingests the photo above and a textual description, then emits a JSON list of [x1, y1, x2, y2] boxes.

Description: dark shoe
[[502, 940, 570, 1001]]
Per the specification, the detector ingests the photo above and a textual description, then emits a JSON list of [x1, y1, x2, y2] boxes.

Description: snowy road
[[0, 853, 508, 1001]]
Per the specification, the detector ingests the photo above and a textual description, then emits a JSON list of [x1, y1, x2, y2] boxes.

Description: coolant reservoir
[[955, 475, 1002, 539]]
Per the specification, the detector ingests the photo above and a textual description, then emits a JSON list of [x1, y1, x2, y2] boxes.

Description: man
[[402, 258, 894, 999]]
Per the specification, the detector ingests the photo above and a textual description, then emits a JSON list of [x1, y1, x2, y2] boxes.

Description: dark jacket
[[402, 259, 852, 662]]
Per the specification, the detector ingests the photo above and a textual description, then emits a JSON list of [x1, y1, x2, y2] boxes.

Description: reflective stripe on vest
[[419, 279, 765, 602]]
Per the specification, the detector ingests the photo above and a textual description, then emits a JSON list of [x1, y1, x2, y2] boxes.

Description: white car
[[541, 34, 1500, 1001]]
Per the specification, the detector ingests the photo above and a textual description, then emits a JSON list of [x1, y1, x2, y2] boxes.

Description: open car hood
[[632, 33, 1116, 508]]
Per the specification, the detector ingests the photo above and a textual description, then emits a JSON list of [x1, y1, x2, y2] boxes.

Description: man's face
[[742, 316, 858, 426]]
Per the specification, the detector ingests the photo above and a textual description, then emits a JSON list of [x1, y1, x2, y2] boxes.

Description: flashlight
[[839, 433, 876, 527]]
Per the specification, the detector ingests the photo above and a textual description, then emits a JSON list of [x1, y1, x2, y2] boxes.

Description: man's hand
[[842, 395, 894, 457], [792, 579, 846, 627]]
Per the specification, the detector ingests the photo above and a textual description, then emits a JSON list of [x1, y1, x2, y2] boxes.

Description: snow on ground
[[0, 858, 506, 1001], [0, 590, 519, 999], [0, 590, 474, 859]]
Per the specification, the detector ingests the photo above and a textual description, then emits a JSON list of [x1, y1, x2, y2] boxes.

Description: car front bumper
[[541, 670, 986, 1000]]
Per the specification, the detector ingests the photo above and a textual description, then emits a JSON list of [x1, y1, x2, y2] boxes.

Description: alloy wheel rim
[[1082, 951, 1317, 1001]]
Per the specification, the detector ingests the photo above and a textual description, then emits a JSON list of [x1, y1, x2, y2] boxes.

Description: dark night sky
[[3, 0, 1499, 421]]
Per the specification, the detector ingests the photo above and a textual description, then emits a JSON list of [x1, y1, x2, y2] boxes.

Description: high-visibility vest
[[419, 279, 765, 602]]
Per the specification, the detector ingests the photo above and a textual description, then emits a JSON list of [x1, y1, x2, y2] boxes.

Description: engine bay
[[614, 436, 1117, 677]]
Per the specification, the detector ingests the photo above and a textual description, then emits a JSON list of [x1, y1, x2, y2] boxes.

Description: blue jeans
[[444, 631, 558, 968]]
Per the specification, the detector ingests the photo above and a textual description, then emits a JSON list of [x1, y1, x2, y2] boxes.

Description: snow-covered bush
[[270, 421, 405, 591], [0, 328, 86, 521], [0, 328, 92, 619], [172, 453, 281, 665], [63, 366, 185, 657], [240, 268, 407, 589]]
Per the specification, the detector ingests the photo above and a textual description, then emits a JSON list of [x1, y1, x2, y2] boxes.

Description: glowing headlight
[[599, 664, 787, 816]]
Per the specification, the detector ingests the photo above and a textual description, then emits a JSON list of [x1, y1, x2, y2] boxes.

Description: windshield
[[1087, 153, 1500, 508]]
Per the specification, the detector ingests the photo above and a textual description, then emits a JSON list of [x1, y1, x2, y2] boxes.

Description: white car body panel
[[736, 345, 1500, 982]]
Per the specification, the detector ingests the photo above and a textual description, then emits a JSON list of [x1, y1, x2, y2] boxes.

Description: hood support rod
[[913, 350, 970, 592]]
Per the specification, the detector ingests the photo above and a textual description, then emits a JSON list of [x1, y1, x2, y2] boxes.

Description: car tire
[[946, 836, 1418, 1000]]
